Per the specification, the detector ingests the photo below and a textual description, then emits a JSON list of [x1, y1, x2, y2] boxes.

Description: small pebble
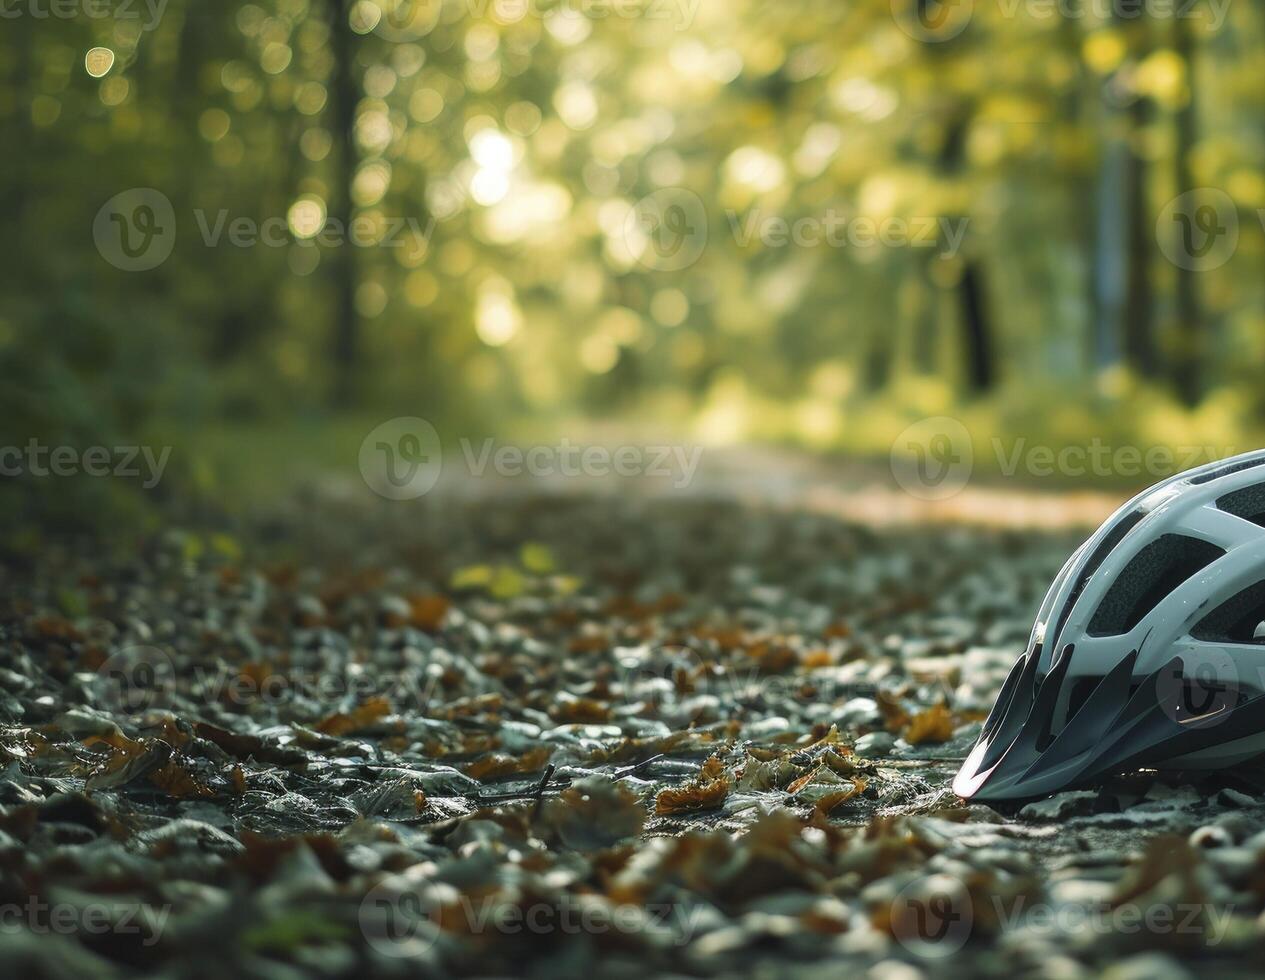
[[1216, 787, 1256, 808], [1019, 790, 1099, 821], [1189, 825, 1234, 849]]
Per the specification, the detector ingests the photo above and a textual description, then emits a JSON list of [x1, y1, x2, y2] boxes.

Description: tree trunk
[[907, 255, 939, 375], [958, 261, 995, 393], [1091, 81, 1128, 379], [327, 0, 360, 407], [1172, 15, 1202, 406], [1123, 96, 1157, 377]]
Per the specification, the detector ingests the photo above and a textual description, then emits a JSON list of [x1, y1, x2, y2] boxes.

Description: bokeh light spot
[[287, 196, 327, 239], [85, 47, 115, 78]]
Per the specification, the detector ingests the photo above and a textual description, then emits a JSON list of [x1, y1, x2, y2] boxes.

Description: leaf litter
[[1, 498, 1264, 977]]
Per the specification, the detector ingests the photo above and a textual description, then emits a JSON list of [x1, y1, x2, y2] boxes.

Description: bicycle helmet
[[954, 448, 1265, 801]]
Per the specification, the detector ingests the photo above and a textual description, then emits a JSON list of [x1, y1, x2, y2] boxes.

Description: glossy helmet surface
[[955, 449, 1265, 801]]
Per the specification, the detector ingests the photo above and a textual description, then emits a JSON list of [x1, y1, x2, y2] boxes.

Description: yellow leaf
[[181, 534, 204, 563], [489, 564, 525, 599], [451, 564, 493, 589], [520, 542, 556, 574], [554, 574, 582, 596], [210, 533, 242, 561]]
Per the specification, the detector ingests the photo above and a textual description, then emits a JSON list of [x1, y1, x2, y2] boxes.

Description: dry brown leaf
[[655, 777, 730, 815], [655, 756, 731, 815], [567, 633, 609, 654], [785, 767, 819, 795], [82, 734, 213, 798], [149, 761, 215, 798], [800, 724, 847, 751], [699, 755, 727, 781], [465, 746, 553, 781], [315, 696, 392, 736], [819, 748, 865, 776], [878, 692, 910, 733], [442, 693, 503, 719], [905, 704, 955, 745], [748, 642, 798, 674], [237, 662, 275, 691], [789, 764, 865, 806], [32, 616, 81, 641], [83, 736, 164, 791], [735, 754, 804, 791], [193, 722, 306, 766], [548, 695, 611, 723], [584, 730, 690, 765], [813, 777, 867, 815], [801, 649, 832, 669], [408, 594, 450, 631]]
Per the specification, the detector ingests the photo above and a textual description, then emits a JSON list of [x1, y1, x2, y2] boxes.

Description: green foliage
[[1, 0, 1263, 530]]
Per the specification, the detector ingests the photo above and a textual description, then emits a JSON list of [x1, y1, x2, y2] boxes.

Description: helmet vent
[[1061, 675, 1101, 727], [1088, 534, 1226, 637], [1215, 483, 1265, 528], [1189, 456, 1265, 486], [1046, 508, 1144, 650], [1191, 580, 1265, 645]]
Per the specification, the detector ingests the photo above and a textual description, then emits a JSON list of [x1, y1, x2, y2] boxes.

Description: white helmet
[[954, 449, 1265, 801]]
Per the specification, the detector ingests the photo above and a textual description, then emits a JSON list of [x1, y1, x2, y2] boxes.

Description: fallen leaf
[[736, 754, 804, 791], [520, 542, 556, 574], [408, 594, 450, 631], [466, 746, 553, 781], [549, 694, 611, 723], [84, 738, 171, 791], [545, 775, 645, 849], [655, 778, 730, 815], [788, 764, 866, 807], [149, 760, 215, 798], [802, 649, 832, 669], [489, 565, 526, 599], [450, 564, 493, 590], [655, 756, 731, 815], [878, 692, 910, 733], [314, 696, 391, 736], [813, 778, 867, 815], [905, 704, 955, 745]]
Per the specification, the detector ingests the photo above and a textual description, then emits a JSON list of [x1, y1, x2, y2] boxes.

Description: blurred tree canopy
[[2, 0, 1265, 525]]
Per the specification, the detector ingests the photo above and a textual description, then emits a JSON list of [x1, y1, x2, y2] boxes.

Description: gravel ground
[[3, 486, 1265, 979]]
